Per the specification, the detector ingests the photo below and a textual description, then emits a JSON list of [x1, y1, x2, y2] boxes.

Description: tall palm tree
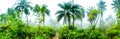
[[33, 4, 41, 26], [14, 0, 32, 38], [72, 4, 85, 27], [56, 2, 72, 26], [40, 5, 50, 26], [87, 8, 100, 29], [56, 2, 84, 27], [14, 0, 32, 26], [111, 0, 120, 24], [33, 4, 50, 26], [71, 0, 85, 27], [97, 0, 106, 26]]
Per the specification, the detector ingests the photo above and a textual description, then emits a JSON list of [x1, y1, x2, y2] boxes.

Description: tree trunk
[[73, 15, 74, 27], [72, 0, 74, 27], [95, 14, 100, 26], [90, 22, 92, 26], [68, 14, 71, 27], [38, 14, 41, 26], [100, 11, 103, 26], [43, 14, 45, 26], [81, 20, 82, 28], [26, 15, 29, 39]]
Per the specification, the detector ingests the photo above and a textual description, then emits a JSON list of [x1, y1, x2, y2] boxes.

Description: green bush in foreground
[[35, 26, 56, 39], [58, 26, 107, 39], [0, 23, 56, 39], [106, 24, 120, 39]]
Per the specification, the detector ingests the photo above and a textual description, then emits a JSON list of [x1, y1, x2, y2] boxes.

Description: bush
[[0, 20, 56, 39], [106, 24, 120, 39], [58, 26, 107, 39], [58, 26, 82, 39], [35, 26, 56, 39]]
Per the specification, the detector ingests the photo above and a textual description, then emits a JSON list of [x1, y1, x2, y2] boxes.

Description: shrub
[[58, 26, 84, 39], [58, 26, 107, 39], [106, 24, 120, 39], [35, 26, 56, 39]]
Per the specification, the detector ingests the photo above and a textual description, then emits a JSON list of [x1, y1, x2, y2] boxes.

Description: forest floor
[[52, 32, 59, 39]]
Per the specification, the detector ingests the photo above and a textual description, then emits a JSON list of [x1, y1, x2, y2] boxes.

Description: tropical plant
[[111, 0, 120, 24], [106, 24, 120, 39], [33, 4, 50, 26], [33, 4, 41, 26], [35, 26, 55, 39], [72, 4, 85, 27], [40, 5, 50, 26], [97, 0, 106, 26], [56, 2, 84, 28], [14, 0, 33, 36], [14, 0, 32, 26], [87, 8, 100, 29], [58, 26, 107, 39]]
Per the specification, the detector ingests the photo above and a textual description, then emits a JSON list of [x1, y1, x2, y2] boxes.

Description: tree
[[70, 0, 85, 27], [111, 0, 120, 24], [14, 0, 32, 25], [97, 0, 106, 26], [33, 4, 41, 26], [14, 0, 32, 38], [87, 8, 100, 29], [56, 2, 72, 27], [40, 5, 50, 26], [56, 2, 84, 28]]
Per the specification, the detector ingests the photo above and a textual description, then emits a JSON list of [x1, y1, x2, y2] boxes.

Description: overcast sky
[[0, 0, 116, 26]]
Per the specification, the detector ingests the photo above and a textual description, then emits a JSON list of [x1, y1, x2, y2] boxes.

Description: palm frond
[[56, 13, 64, 22]]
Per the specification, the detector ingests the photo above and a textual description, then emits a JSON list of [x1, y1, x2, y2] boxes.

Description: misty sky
[[0, 0, 116, 26]]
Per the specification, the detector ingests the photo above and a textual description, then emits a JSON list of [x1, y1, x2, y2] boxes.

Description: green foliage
[[58, 26, 107, 39], [88, 8, 100, 22], [0, 19, 56, 39], [106, 24, 120, 39], [33, 4, 50, 26], [35, 26, 56, 39]]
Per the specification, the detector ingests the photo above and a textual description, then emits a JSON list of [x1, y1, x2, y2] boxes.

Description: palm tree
[[14, 0, 32, 38], [56, 2, 84, 28], [71, 0, 85, 27], [87, 8, 100, 29], [14, 0, 32, 26], [33, 4, 50, 26], [72, 5, 85, 27], [40, 5, 50, 26], [97, 0, 106, 26], [33, 4, 41, 26], [111, 0, 120, 24], [56, 2, 72, 27]]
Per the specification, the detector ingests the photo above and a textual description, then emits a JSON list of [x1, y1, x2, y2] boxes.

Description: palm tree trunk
[[100, 11, 102, 26], [81, 20, 82, 28], [38, 14, 41, 26], [90, 22, 92, 26], [68, 15, 71, 26], [21, 10, 24, 20], [27, 15, 28, 28], [43, 14, 45, 26], [95, 14, 100, 26], [73, 16, 74, 27]]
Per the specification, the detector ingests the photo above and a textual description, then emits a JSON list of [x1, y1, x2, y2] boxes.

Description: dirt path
[[52, 33, 58, 39]]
